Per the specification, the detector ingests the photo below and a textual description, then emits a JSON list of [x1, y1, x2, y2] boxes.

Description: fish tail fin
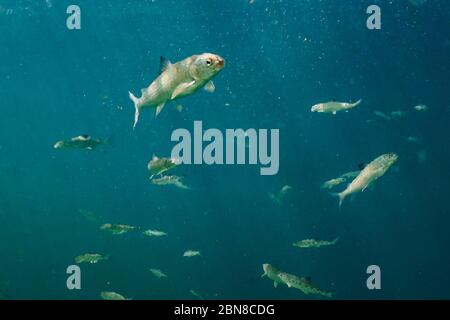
[[128, 91, 141, 130], [330, 192, 345, 210], [332, 237, 340, 245], [354, 98, 363, 107]]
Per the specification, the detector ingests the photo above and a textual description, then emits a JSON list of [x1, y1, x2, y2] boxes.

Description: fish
[[320, 177, 346, 189], [321, 171, 360, 189], [261, 264, 284, 288], [262, 264, 334, 297], [311, 99, 362, 115], [149, 268, 168, 279], [150, 175, 190, 190], [390, 110, 406, 119], [100, 291, 129, 300], [100, 223, 135, 235], [373, 110, 391, 121], [142, 229, 167, 237], [148, 155, 181, 179], [278, 272, 334, 298], [183, 250, 201, 257], [332, 153, 398, 208], [75, 253, 108, 264], [407, 136, 422, 143], [269, 185, 292, 204], [189, 290, 205, 300], [414, 104, 428, 112], [293, 237, 339, 248], [128, 53, 225, 129], [53, 135, 109, 151], [340, 170, 361, 179]]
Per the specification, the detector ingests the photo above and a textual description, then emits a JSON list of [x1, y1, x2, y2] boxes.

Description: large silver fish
[[129, 53, 225, 128], [333, 153, 398, 208]]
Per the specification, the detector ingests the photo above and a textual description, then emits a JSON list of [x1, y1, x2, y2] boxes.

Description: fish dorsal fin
[[159, 56, 172, 75], [152, 155, 159, 161], [358, 163, 366, 170]]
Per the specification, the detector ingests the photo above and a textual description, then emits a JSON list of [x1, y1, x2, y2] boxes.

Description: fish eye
[[206, 60, 211, 65]]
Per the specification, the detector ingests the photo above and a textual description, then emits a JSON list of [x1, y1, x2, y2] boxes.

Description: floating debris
[[54, 135, 109, 151], [100, 223, 135, 235], [143, 229, 167, 237], [293, 237, 339, 248], [149, 269, 168, 279], [75, 253, 108, 264], [183, 250, 201, 258]]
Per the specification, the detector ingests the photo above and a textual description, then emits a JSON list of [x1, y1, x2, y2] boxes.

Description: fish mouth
[[215, 57, 225, 68]]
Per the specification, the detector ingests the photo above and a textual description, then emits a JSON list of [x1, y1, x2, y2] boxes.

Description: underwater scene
[[0, 0, 449, 300]]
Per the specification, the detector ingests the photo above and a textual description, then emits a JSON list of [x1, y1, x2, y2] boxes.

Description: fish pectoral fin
[[155, 102, 166, 117], [261, 273, 267, 278], [171, 80, 196, 100], [274, 281, 278, 288], [332, 111, 337, 115], [286, 283, 292, 288], [204, 80, 215, 93]]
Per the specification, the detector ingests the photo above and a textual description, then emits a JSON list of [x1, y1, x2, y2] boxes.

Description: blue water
[[1, 0, 449, 299]]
